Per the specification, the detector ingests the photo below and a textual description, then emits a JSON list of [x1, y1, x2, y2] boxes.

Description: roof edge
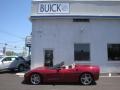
[[30, 15, 120, 20]]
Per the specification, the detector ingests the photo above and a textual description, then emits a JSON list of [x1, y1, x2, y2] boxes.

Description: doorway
[[44, 50, 53, 67]]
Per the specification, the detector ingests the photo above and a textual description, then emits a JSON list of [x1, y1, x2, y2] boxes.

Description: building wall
[[31, 18, 120, 73], [30, 0, 120, 73]]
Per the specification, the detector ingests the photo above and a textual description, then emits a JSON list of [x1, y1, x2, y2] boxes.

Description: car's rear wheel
[[30, 73, 41, 85], [80, 73, 94, 85], [18, 65, 25, 72]]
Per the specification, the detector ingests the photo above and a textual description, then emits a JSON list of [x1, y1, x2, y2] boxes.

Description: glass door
[[44, 50, 53, 67]]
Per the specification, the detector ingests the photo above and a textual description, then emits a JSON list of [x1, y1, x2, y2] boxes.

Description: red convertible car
[[24, 62, 100, 85]]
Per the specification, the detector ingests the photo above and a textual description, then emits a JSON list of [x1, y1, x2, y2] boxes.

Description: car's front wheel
[[30, 73, 41, 85], [80, 73, 94, 85]]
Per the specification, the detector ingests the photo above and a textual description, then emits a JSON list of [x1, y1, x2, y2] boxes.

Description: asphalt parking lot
[[0, 72, 120, 90]]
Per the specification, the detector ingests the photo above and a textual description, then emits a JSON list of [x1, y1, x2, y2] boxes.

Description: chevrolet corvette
[[24, 62, 100, 85]]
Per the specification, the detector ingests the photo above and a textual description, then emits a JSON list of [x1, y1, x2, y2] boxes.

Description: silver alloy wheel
[[30, 74, 41, 85], [80, 73, 93, 85]]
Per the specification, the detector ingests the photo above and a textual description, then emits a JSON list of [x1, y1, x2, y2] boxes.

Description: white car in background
[[0, 56, 28, 72]]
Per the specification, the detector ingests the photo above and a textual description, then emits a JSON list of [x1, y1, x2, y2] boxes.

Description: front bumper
[[23, 72, 31, 84]]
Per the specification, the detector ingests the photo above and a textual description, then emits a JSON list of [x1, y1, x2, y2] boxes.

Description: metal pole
[[28, 46, 31, 60]]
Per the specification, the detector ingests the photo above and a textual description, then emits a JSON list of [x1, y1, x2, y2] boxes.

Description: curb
[[16, 72, 120, 78], [100, 73, 120, 77], [16, 73, 25, 77], [100, 76, 120, 77]]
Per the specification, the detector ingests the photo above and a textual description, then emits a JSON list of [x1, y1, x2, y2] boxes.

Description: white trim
[[16, 73, 25, 77], [100, 76, 120, 77]]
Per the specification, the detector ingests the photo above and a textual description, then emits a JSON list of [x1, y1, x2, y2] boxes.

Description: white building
[[30, 0, 120, 73]]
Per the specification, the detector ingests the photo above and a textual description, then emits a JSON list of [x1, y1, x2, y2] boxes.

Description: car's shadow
[[0, 71, 17, 74], [0, 69, 30, 74], [22, 81, 96, 86], [0, 70, 27, 74]]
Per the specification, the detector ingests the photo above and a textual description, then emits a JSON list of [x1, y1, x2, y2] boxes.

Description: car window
[[11, 57, 16, 61], [49, 62, 64, 69], [3, 57, 12, 61]]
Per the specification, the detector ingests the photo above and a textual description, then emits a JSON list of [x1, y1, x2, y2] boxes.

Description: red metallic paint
[[24, 64, 100, 84]]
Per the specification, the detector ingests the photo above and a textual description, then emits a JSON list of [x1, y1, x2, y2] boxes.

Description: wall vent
[[73, 19, 90, 22]]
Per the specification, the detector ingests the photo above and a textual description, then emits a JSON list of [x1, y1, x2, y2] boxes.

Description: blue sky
[[0, 0, 31, 53]]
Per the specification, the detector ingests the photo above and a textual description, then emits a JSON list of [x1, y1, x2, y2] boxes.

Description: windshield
[[49, 61, 64, 69]]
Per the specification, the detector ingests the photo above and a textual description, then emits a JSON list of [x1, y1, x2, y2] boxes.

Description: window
[[73, 19, 90, 22], [3, 57, 12, 62], [108, 44, 120, 61], [11, 57, 16, 61], [74, 44, 90, 61]]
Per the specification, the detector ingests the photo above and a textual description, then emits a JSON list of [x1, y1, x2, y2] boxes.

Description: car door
[[43, 68, 60, 83], [59, 68, 78, 83], [1, 57, 14, 69]]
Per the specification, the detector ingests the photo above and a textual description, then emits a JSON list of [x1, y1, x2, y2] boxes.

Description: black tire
[[18, 65, 25, 72], [80, 73, 94, 85], [30, 73, 42, 85]]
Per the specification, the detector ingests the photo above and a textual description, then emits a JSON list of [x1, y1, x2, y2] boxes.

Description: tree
[[5, 51, 16, 56]]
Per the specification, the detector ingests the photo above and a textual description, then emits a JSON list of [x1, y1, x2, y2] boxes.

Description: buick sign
[[38, 3, 69, 14], [25, 36, 32, 47]]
